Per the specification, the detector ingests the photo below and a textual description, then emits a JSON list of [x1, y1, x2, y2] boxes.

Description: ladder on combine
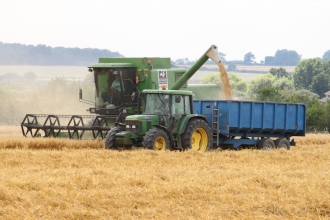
[[212, 106, 220, 148]]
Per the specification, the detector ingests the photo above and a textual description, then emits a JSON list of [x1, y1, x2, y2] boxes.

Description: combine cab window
[[94, 68, 136, 108]]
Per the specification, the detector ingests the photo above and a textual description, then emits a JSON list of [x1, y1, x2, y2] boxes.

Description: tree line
[[174, 50, 330, 67], [0, 42, 123, 66]]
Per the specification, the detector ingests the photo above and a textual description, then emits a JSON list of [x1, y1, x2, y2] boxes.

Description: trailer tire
[[274, 138, 290, 150], [182, 119, 212, 151], [142, 128, 170, 151], [257, 138, 275, 150], [105, 127, 122, 150]]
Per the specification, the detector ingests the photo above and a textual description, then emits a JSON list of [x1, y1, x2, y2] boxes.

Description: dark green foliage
[[306, 99, 327, 132], [311, 73, 330, 97], [285, 89, 319, 103], [256, 87, 284, 102], [227, 64, 236, 71], [274, 49, 301, 66], [293, 59, 330, 97], [269, 67, 291, 79], [244, 52, 255, 65], [0, 42, 123, 66], [323, 50, 330, 60], [265, 56, 275, 65], [293, 59, 323, 90]]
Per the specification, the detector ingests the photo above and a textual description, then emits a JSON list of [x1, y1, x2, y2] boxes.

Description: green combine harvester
[[21, 45, 222, 141]]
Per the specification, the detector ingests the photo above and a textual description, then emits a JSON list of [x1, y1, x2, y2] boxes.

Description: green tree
[[227, 64, 236, 71], [200, 72, 247, 97], [200, 73, 220, 85], [256, 87, 284, 102], [293, 59, 323, 90], [274, 49, 301, 66], [273, 77, 294, 90], [269, 67, 291, 79], [306, 98, 327, 132], [323, 50, 330, 60], [228, 73, 247, 97], [311, 72, 330, 97], [244, 52, 255, 65], [285, 89, 319, 103], [247, 73, 275, 98]]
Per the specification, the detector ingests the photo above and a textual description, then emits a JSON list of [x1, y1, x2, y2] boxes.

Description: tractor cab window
[[143, 93, 170, 115], [94, 68, 137, 108], [171, 95, 192, 131]]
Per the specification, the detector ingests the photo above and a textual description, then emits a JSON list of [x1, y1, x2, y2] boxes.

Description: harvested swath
[[0, 136, 103, 150]]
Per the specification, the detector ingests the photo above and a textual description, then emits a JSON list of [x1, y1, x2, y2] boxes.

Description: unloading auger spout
[[170, 45, 221, 90]]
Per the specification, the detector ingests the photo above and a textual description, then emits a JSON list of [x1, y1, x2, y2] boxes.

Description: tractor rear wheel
[[105, 127, 122, 150], [274, 138, 290, 150], [142, 128, 170, 151], [257, 138, 275, 150], [181, 119, 212, 151]]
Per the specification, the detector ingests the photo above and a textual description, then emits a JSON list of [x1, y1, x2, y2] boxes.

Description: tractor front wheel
[[142, 128, 170, 151], [181, 119, 212, 151], [105, 127, 122, 150]]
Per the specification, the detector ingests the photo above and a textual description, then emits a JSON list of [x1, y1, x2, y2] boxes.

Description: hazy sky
[[1, 0, 329, 62]]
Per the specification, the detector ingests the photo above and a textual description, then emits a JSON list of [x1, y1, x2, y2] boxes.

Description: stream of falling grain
[[218, 62, 233, 100]]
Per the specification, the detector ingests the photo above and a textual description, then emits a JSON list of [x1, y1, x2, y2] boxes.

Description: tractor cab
[[141, 90, 193, 131]]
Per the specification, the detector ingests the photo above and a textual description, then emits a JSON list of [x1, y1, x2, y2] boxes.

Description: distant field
[[1, 126, 330, 219], [0, 65, 295, 85], [0, 66, 88, 82]]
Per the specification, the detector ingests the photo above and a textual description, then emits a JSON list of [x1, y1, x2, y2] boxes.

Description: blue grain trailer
[[193, 100, 306, 150]]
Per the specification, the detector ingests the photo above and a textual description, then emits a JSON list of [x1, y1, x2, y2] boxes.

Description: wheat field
[[0, 126, 330, 219]]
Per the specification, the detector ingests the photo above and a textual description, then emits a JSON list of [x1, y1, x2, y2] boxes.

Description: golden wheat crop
[[0, 127, 330, 219]]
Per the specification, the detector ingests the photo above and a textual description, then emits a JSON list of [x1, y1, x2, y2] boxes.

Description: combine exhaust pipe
[[170, 45, 221, 90]]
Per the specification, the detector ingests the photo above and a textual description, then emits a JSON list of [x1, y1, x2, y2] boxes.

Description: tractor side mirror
[[175, 95, 181, 103], [131, 92, 138, 103], [79, 89, 82, 100]]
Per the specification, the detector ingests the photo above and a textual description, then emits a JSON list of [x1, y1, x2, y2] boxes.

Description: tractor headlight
[[132, 125, 136, 129], [126, 125, 130, 128]]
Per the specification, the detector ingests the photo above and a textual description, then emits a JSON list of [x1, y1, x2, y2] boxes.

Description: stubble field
[[0, 126, 330, 219]]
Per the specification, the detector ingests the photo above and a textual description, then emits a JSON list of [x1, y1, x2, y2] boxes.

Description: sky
[[0, 0, 329, 62]]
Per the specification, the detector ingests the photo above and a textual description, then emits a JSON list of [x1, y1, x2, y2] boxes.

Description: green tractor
[[105, 89, 213, 151]]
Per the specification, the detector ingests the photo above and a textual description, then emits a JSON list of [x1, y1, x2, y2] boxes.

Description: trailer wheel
[[257, 138, 275, 150], [105, 127, 122, 150], [182, 119, 212, 151], [274, 138, 290, 150], [142, 128, 170, 151]]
